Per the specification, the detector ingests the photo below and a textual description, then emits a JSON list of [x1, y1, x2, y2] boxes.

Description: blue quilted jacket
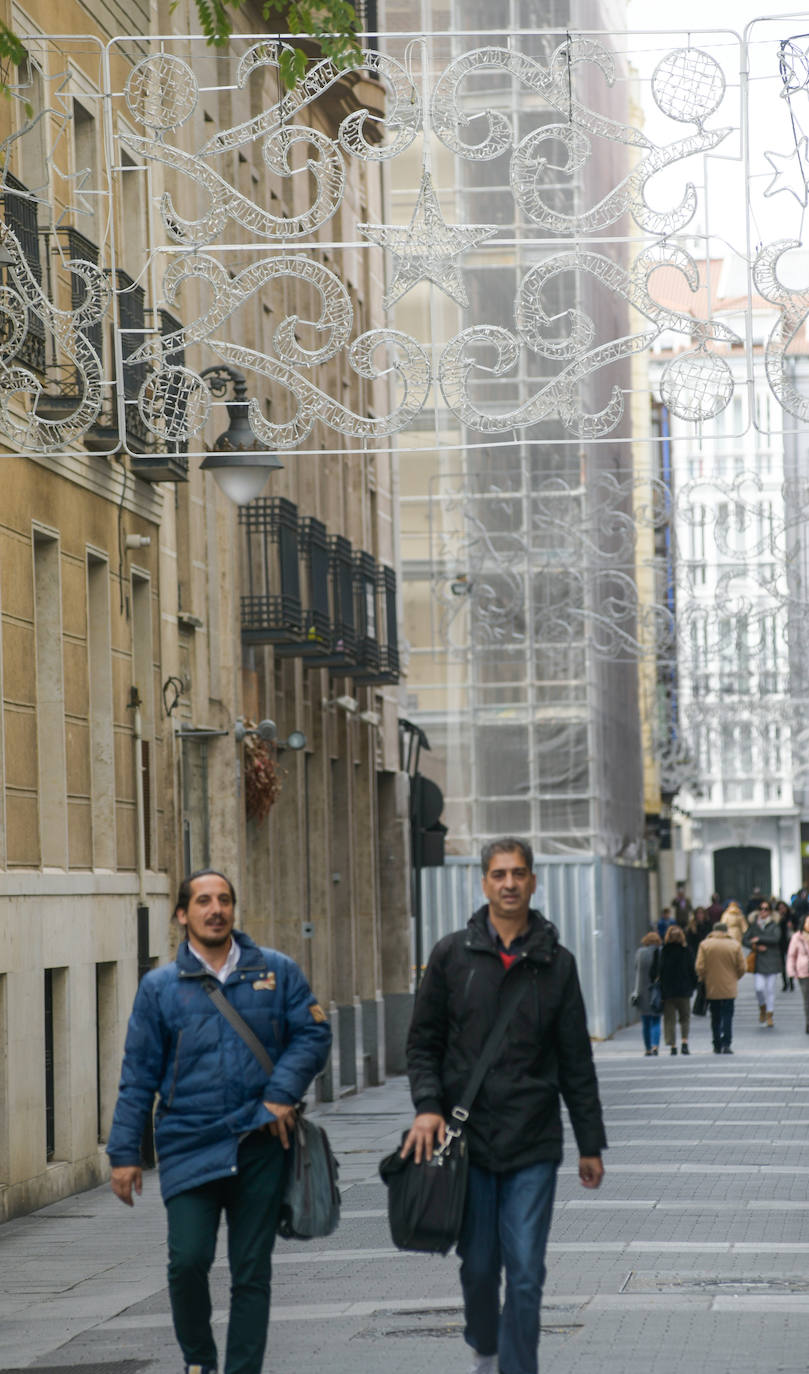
[[107, 930, 332, 1202]]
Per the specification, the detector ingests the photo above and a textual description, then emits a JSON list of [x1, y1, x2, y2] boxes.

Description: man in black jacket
[[403, 838, 606, 1374]]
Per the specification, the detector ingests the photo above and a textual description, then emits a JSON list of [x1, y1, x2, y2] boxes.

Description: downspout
[[130, 686, 147, 906]]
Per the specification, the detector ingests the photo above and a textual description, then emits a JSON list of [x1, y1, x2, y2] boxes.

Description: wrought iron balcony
[[2, 172, 46, 372], [240, 497, 305, 646], [353, 561, 400, 684], [300, 534, 358, 670], [237, 497, 397, 681], [128, 309, 189, 481], [116, 268, 150, 452]]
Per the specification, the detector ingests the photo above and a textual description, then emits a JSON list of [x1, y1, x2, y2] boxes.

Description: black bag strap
[[203, 977, 274, 1077], [447, 969, 533, 1131]]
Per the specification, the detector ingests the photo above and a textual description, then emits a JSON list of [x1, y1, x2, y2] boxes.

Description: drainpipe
[[130, 687, 147, 906], [129, 685, 154, 1165]]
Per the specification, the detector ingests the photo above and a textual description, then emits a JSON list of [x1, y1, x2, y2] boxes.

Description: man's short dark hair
[[481, 838, 534, 875], [175, 869, 237, 917]]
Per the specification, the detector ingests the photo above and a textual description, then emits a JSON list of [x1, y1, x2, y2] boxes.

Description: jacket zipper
[[165, 1029, 184, 1108]]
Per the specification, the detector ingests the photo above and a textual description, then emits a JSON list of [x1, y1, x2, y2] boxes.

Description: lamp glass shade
[[210, 465, 272, 505], [286, 730, 307, 751], [201, 451, 284, 507]]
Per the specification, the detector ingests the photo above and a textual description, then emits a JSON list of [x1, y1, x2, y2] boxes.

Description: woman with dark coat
[[775, 900, 795, 991], [660, 924, 697, 1055]]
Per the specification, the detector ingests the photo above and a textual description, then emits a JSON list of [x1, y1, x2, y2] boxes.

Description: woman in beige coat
[[720, 901, 747, 945]]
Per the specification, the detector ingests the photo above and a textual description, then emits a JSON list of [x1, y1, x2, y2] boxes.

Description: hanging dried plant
[[243, 726, 282, 822]]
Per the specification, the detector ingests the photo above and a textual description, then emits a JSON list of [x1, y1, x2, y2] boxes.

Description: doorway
[[713, 846, 772, 905]]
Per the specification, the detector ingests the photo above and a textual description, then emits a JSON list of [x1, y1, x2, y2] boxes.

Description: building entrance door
[[713, 846, 772, 905]]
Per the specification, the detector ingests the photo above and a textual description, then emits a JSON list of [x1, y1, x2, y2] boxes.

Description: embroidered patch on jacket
[[253, 974, 276, 991], [309, 1002, 327, 1023]]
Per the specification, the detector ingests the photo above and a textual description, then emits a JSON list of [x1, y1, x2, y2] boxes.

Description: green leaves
[[183, 1, 364, 89], [260, 2, 363, 89]]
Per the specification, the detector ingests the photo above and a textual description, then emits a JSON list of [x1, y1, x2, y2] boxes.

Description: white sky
[[624, 2, 809, 265]]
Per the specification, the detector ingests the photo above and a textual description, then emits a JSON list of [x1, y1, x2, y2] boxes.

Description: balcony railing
[[116, 268, 150, 451], [2, 172, 46, 372]]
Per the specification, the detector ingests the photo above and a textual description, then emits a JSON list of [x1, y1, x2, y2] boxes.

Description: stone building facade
[[0, 0, 412, 1220]]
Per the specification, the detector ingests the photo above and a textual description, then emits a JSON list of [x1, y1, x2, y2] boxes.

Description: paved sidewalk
[[1, 975, 808, 1373]]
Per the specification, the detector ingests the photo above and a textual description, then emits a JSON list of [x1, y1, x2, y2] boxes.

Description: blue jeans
[[710, 998, 734, 1050], [457, 1160, 558, 1374], [641, 1014, 661, 1050]]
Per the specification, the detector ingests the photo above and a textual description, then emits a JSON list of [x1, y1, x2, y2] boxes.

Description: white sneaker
[[467, 1356, 497, 1374]]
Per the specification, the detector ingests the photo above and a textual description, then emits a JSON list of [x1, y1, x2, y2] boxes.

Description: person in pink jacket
[[786, 914, 809, 1034]]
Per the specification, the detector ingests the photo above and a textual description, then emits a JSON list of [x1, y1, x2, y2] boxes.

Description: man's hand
[[400, 1112, 446, 1163], [578, 1156, 604, 1189], [110, 1165, 142, 1206], [264, 1101, 297, 1148]]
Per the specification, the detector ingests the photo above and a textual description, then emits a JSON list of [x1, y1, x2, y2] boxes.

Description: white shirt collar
[[187, 936, 241, 984]]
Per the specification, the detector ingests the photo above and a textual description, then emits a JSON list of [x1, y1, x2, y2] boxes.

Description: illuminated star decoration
[[763, 140, 809, 208], [359, 169, 497, 310]]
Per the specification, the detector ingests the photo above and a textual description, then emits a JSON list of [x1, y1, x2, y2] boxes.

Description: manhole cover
[[2, 1364, 151, 1373], [624, 1272, 809, 1295], [352, 1311, 581, 1341]]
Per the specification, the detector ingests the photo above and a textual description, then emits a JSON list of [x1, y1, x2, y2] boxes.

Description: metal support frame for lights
[[200, 365, 283, 506], [233, 717, 307, 752]]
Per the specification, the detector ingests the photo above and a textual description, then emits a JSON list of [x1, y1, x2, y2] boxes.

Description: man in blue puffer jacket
[[107, 869, 332, 1374]]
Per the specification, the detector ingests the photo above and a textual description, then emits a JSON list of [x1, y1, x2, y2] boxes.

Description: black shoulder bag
[[379, 971, 532, 1255], [203, 977, 340, 1240]]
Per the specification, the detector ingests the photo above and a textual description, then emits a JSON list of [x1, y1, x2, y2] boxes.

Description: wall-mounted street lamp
[[322, 694, 359, 714], [233, 717, 307, 751], [200, 365, 283, 505]]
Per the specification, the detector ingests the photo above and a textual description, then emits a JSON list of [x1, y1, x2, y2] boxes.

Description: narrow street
[[2, 975, 808, 1374]]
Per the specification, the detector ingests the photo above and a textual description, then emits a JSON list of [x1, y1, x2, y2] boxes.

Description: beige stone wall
[[0, 0, 413, 1218]]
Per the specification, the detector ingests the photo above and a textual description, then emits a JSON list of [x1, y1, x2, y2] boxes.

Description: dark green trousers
[[166, 1131, 286, 1374]]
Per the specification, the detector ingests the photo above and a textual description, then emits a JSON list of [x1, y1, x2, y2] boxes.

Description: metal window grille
[[64, 227, 103, 377], [2, 172, 45, 371], [354, 563, 400, 684], [354, 550, 380, 674], [239, 497, 304, 643], [130, 309, 189, 480], [300, 532, 358, 670], [116, 268, 150, 449]]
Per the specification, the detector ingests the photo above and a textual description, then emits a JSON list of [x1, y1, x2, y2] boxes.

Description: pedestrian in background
[[685, 906, 710, 959], [403, 837, 606, 1374], [743, 900, 782, 1027], [656, 906, 675, 942], [696, 921, 746, 1053], [721, 900, 747, 946], [672, 882, 692, 928], [660, 924, 697, 1056], [106, 870, 332, 1374], [706, 892, 725, 924], [775, 899, 795, 991], [786, 914, 809, 1034], [632, 931, 662, 1056]]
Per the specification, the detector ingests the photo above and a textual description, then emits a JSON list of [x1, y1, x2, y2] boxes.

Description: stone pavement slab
[[0, 975, 807, 1372]]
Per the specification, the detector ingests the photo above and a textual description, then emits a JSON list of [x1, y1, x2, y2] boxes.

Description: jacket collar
[[466, 904, 559, 965], [176, 928, 266, 978]]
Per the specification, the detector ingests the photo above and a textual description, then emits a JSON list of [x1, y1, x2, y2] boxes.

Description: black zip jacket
[[659, 942, 697, 999], [406, 906, 607, 1171]]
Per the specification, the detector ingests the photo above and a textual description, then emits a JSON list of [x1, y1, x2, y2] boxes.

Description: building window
[[44, 969, 55, 1161], [95, 962, 117, 1144], [34, 529, 68, 868], [87, 553, 115, 868], [0, 973, 7, 1185]]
